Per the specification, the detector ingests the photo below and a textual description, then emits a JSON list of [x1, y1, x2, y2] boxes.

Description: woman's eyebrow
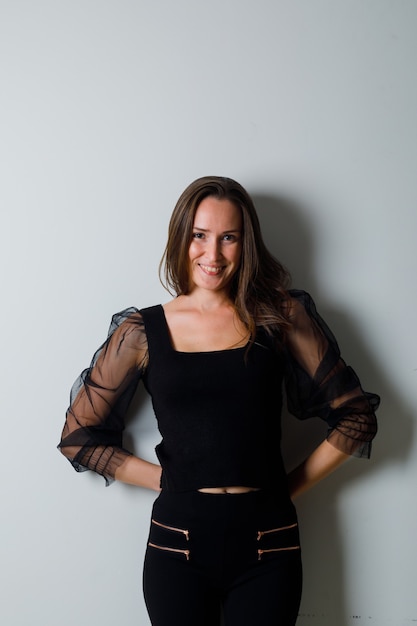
[[193, 226, 241, 233]]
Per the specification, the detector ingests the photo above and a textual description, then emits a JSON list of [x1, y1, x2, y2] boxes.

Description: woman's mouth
[[199, 264, 224, 275]]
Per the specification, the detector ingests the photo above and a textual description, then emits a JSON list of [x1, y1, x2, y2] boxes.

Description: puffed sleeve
[[58, 308, 149, 485], [283, 290, 379, 458]]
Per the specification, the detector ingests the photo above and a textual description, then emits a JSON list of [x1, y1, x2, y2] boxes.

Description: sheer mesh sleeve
[[58, 308, 149, 485], [283, 290, 379, 458]]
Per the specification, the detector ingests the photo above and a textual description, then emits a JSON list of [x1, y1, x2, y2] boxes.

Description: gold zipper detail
[[148, 542, 190, 561], [257, 522, 297, 541], [151, 518, 190, 541], [258, 546, 300, 560]]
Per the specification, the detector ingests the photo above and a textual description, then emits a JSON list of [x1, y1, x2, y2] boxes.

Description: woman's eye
[[223, 234, 236, 242], [192, 232, 204, 239]]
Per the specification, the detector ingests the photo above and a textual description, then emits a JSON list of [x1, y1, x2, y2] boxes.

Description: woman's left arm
[[287, 439, 350, 499], [283, 290, 380, 497]]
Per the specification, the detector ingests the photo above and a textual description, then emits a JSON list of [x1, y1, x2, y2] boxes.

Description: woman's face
[[188, 196, 243, 294]]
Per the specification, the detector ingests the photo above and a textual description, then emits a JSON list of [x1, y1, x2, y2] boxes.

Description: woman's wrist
[[115, 456, 162, 490], [287, 439, 350, 499]]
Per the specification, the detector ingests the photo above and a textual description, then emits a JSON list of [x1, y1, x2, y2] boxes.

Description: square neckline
[[158, 304, 251, 355]]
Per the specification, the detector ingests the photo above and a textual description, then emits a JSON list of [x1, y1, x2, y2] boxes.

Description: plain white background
[[1, 1, 416, 624]]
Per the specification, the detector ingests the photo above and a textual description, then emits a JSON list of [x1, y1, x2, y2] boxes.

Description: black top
[[141, 304, 287, 491], [58, 290, 379, 487]]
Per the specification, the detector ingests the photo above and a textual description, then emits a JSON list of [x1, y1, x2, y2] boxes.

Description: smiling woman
[[164, 196, 248, 352], [58, 176, 379, 626], [188, 196, 243, 293]]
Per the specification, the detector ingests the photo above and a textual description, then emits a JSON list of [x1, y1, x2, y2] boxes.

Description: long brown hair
[[159, 176, 292, 338]]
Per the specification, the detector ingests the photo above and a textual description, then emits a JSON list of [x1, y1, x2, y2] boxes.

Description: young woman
[[59, 176, 379, 626]]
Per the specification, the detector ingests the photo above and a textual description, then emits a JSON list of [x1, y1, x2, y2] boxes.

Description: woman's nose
[[206, 239, 222, 260]]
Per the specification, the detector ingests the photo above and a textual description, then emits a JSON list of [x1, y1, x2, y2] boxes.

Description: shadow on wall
[[253, 193, 414, 625]]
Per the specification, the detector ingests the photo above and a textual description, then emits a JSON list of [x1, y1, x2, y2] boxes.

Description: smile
[[199, 264, 224, 275]]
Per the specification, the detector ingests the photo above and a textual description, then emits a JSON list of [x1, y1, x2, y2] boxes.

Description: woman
[[58, 176, 379, 626]]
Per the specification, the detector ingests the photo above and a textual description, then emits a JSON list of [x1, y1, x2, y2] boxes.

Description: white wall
[[1, 1, 416, 624]]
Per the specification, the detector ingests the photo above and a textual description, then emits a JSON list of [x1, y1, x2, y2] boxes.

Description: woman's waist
[[152, 486, 297, 532], [197, 485, 261, 494], [156, 443, 287, 493]]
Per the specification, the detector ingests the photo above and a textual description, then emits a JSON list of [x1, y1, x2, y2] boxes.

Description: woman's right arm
[[114, 455, 161, 490], [58, 308, 161, 490]]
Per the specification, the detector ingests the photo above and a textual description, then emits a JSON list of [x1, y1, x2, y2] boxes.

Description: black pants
[[143, 489, 302, 626]]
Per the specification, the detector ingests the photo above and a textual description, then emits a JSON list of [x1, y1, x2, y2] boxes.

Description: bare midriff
[[197, 486, 261, 494]]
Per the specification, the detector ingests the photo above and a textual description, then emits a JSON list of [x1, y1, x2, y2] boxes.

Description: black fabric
[[141, 304, 286, 492], [58, 290, 379, 486], [143, 489, 302, 626]]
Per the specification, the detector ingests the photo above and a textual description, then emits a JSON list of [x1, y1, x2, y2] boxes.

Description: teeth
[[200, 264, 222, 275]]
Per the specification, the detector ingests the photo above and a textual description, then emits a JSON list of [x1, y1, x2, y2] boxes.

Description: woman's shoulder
[[107, 305, 161, 343], [287, 288, 312, 303], [109, 304, 163, 328], [282, 289, 314, 317], [107, 306, 143, 336]]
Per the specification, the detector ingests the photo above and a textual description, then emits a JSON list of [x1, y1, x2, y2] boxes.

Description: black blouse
[[58, 290, 379, 485]]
